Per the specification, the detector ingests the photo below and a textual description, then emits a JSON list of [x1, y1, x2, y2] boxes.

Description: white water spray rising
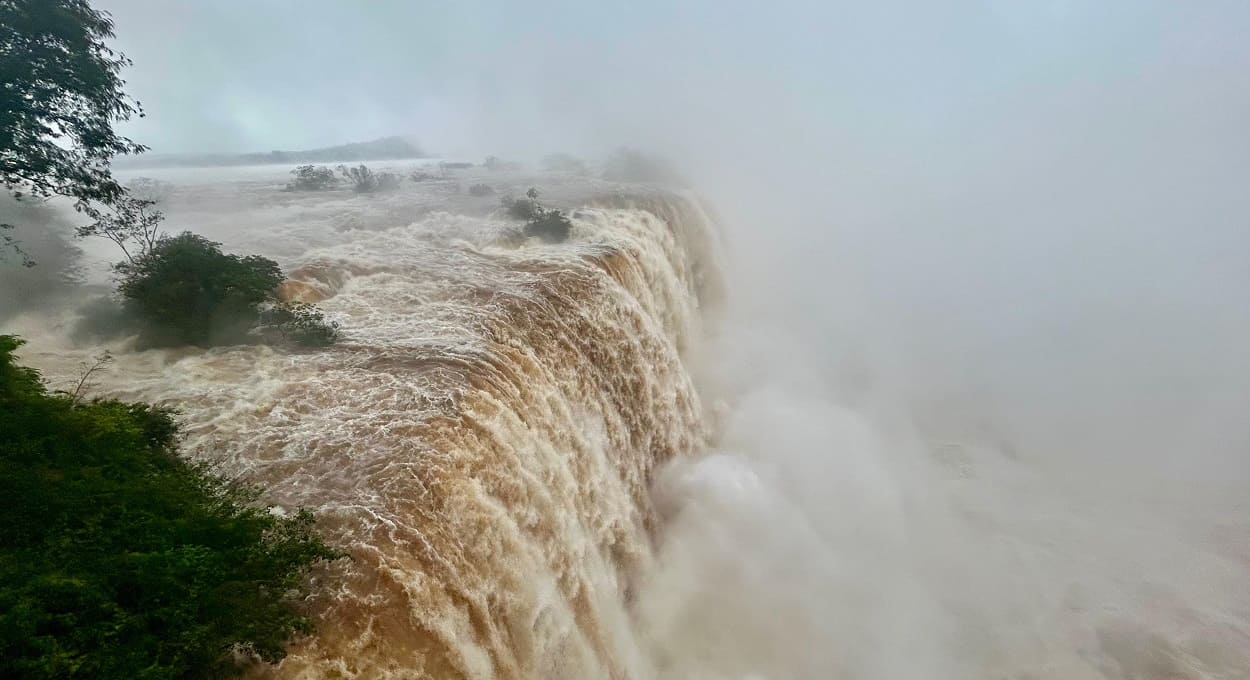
[[9, 161, 1250, 679]]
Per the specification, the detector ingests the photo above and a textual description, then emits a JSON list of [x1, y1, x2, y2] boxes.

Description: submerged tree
[[258, 301, 340, 347], [501, 188, 572, 243], [286, 165, 337, 191], [114, 232, 339, 349], [503, 187, 543, 220], [116, 232, 285, 347], [336, 164, 399, 193], [0, 0, 146, 261], [523, 209, 573, 243]]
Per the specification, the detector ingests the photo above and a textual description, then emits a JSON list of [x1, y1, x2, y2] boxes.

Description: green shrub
[[258, 302, 340, 347], [286, 165, 337, 191], [0, 335, 340, 679], [116, 232, 284, 347], [501, 189, 572, 243], [524, 210, 572, 243]]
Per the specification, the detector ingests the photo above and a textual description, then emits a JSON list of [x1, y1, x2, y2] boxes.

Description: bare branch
[[68, 350, 114, 405], [76, 192, 166, 263]]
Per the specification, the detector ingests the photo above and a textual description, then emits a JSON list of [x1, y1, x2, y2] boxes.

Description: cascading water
[[12, 175, 726, 679], [266, 195, 723, 679], [10, 167, 1249, 680]]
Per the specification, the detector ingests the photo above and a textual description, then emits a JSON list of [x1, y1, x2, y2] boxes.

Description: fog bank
[[67, 2, 1250, 677]]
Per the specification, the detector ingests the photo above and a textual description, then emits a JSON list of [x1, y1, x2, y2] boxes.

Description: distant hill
[[115, 136, 427, 169]]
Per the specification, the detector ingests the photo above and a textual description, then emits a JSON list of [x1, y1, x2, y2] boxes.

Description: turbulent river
[[6, 163, 1249, 679], [13, 167, 726, 678]]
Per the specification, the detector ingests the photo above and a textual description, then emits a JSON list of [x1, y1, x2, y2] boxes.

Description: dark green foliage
[[524, 210, 573, 243], [0, 335, 42, 397], [0, 0, 145, 209], [0, 336, 340, 679], [502, 188, 573, 243], [116, 232, 284, 347], [257, 302, 340, 347], [0, 0, 145, 262], [285, 165, 337, 192]]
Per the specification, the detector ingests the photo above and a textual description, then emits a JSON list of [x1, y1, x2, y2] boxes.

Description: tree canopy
[[0, 0, 145, 206], [116, 232, 285, 347]]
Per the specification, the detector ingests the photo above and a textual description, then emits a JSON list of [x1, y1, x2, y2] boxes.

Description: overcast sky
[[97, 1, 1250, 156], [95, 0, 1250, 475]]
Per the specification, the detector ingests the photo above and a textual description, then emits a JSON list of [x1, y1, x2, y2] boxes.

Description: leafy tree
[[0, 0, 146, 260], [285, 165, 336, 192], [0, 335, 340, 679], [116, 232, 284, 347]]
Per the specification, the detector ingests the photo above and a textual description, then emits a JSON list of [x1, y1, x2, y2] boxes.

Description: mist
[[0, 197, 84, 323], [49, 0, 1250, 677]]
